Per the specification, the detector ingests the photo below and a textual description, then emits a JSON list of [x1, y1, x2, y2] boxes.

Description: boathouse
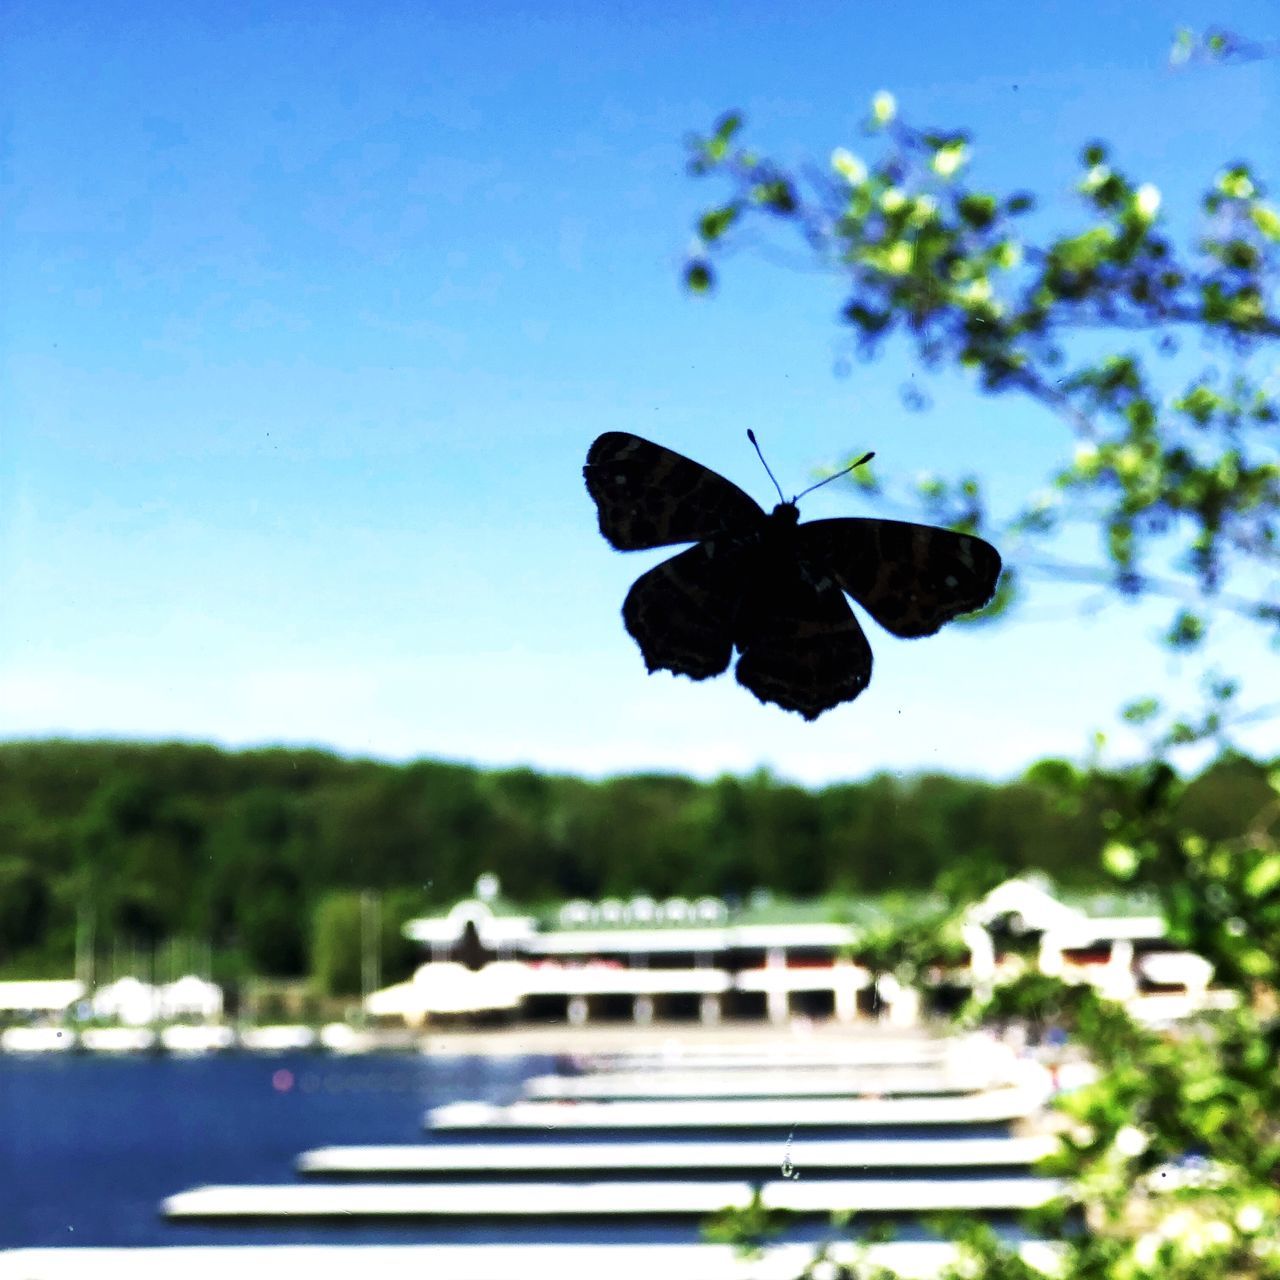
[[379, 875, 1220, 1027]]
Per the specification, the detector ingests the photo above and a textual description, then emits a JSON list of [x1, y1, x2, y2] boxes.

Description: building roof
[[403, 897, 537, 948], [403, 879, 1166, 956]]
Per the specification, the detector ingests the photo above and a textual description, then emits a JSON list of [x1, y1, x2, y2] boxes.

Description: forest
[[0, 737, 1271, 986]]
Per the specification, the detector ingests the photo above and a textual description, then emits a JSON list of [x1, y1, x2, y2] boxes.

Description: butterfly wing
[[585, 431, 765, 550], [734, 576, 873, 721], [799, 518, 1002, 638], [622, 541, 746, 681]]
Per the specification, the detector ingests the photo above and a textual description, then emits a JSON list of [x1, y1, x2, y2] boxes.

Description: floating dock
[[583, 1039, 959, 1072], [298, 1134, 1055, 1176], [236, 1025, 317, 1051], [162, 1175, 1062, 1220], [427, 1077, 1051, 1131], [77, 1027, 157, 1053], [0, 1026, 75, 1053], [0, 1241, 1066, 1280], [523, 1062, 1010, 1099]]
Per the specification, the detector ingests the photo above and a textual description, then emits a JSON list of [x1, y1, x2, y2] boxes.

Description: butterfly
[[584, 431, 1002, 720]]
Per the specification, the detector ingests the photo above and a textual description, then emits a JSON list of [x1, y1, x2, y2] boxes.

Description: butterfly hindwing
[[798, 518, 1002, 638], [735, 575, 873, 721], [622, 541, 745, 681], [585, 432, 764, 550]]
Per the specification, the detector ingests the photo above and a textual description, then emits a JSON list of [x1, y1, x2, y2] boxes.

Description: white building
[[386, 887, 880, 1026], [373, 876, 1220, 1029], [91, 976, 161, 1026], [157, 974, 224, 1022], [0, 979, 85, 1020], [965, 876, 1226, 1021]]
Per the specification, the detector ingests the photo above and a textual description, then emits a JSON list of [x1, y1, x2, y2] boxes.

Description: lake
[[0, 1051, 552, 1248], [1, 1049, 1031, 1251]]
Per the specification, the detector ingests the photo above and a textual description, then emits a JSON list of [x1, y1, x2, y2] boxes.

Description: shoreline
[[1, 1018, 955, 1060]]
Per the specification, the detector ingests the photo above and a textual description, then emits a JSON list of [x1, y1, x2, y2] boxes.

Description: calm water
[[0, 1051, 549, 1247], [0, 1051, 1029, 1250]]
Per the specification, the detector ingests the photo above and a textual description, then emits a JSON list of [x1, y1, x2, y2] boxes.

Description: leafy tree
[[680, 62, 1278, 1280], [684, 101, 1277, 675], [852, 900, 969, 1000], [0, 858, 50, 958], [311, 892, 366, 998]]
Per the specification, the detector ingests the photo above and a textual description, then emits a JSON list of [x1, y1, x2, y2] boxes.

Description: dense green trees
[[0, 736, 1268, 987]]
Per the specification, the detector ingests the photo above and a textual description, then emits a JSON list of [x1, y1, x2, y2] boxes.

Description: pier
[[426, 1074, 1051, 1131], [298, 1134, 1055, 1175], [0, 1241, 1067, 1280], [521, 1059, 1015, 1098], [162, 1175, 1062, 1220]]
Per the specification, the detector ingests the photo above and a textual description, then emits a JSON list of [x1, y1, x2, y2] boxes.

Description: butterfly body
[[585, 432, 1001, 720]]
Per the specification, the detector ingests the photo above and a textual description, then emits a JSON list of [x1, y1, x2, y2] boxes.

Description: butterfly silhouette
[[584, 431, 1002, 720]]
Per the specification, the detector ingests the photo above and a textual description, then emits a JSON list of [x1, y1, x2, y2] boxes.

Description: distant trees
[[0, 737, 1267, 987], [311, 892, 366, 998]]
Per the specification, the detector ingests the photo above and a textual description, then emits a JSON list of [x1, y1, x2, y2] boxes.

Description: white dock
[[162, 1175, 1062, 1220], [427, 1077, 1051, 1131], [78, 1027, 156, 1053], [160, 1024, 236, 1053], [0, 1026, 75, 1053], [0, 1241, 1067, 1280], [298, 1134, 1055, 1175], [237, 1025, 317, 1051], [585, 1039, 958, 1072], [523, 1062, 1010, 1099]]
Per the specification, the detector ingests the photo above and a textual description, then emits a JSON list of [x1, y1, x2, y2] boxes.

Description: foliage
[[844, 898, 968, 989], [1170, 26, 1280, 68], [680, 77, 1279, 1280], [2, 736, 1220, 982], [684, 102, 1279, 668], [954, 832, 1280, 1279], [311, 892, 367, 997], [702, 1187, 787, 1258]]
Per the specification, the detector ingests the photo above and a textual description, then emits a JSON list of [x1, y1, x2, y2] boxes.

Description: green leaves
[[676, 83, 1280, 1280], [749, 178, 796, 212], [701, 1187, 786, 1258], [683, 104, 1279, 658], [697, 204, 740, 242], [1164, 610, 1206, 651], [684, 260, 713, 293], [687, 111, 743, 174], [869, 90, 896, 126]]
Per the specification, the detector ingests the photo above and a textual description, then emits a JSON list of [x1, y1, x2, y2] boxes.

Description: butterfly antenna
[[747, 430, 786, 505], [795, 451, 875, 501]]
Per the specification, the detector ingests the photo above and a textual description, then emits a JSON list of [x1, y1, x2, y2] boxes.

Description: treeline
[[0, 739, 1272, 986]]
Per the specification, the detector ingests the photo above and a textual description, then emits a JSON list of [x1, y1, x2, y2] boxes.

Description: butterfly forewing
[[799, 518, 1002, 638], [585, 432, 764, 550]]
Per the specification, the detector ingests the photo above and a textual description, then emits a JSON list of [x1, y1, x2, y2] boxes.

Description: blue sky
[[2, 1, 1277, 784]]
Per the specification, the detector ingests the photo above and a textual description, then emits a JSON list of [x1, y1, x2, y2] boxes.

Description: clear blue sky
[[2, 1, 1277, 784]]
